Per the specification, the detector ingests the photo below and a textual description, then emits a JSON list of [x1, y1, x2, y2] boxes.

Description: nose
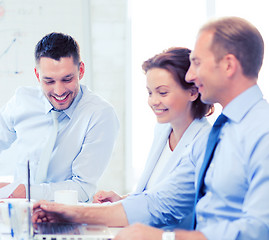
[[148, 93, 160, 107], [54, 82, 66, 96], [186, 64, 196, 83]]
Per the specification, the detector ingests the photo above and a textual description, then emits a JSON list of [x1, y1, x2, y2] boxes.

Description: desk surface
[[0, 227, 122, 240]]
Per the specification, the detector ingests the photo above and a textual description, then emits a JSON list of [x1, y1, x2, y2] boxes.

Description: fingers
[[33, 200, 49, 211], [93, 190, 112, 203], [92, 190, 121, 203], [32, 200, 61, 223], [92, 191, 104, 203], [32, 208, 49, 223]]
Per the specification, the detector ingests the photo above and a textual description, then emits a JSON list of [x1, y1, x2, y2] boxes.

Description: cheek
[[41, 84, 51, 95], [70, 81, 80, 92], [147, 97, 152, 107]]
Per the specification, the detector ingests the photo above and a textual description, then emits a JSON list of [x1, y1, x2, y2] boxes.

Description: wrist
[[162, 231, 175, 240]]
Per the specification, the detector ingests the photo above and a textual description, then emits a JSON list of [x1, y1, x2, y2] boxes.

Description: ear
[[189, 86, 199, 102], [222, 54, 238, 78], [34, 67, 41, 83], [79, 61, 85, 80]]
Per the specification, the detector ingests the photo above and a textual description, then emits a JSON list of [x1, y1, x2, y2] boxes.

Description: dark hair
[[142, 47, 214, 119], [200, 16, 264, 78], [35, 32, 81, 65]]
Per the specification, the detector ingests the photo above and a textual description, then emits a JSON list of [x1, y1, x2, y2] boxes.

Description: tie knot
[[214, 113, 228, 127]]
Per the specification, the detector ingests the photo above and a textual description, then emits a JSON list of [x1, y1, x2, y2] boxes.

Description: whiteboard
[[0, 0, 91, 107]]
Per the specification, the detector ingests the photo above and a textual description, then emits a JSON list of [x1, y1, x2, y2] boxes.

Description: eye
[[63, 77, 73, 82], [43, 80, 54, 85], [193, 59, 200, 67], [159, 91, 168, 96]]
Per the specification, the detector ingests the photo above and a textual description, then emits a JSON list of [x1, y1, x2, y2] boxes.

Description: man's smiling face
[[35, 56, 84, 110]]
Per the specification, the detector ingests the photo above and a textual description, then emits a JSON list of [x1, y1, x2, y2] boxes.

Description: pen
[[27, 159, 33, 238], [27, 159, 31, 201], [8, 202, 14, 238]]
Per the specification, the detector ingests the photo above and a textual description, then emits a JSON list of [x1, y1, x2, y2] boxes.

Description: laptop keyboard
[[33, 223, 113, 240], [34, 223, 81, 235]]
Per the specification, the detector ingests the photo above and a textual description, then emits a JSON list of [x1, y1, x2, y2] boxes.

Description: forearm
[[175, 230, 207, 240], [81, 203, 129, 227]]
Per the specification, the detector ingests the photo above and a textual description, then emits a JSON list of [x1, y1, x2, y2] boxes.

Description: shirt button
[[210, 163, 214, 168], [198, 216, 204, 222]]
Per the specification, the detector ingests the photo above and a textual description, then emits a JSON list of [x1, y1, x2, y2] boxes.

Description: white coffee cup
[[54, 190, 78, 205]]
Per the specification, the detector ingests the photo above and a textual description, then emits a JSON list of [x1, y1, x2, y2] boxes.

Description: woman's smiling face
[[146, 68, 194, 125]]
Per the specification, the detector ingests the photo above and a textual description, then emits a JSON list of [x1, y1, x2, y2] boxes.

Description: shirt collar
[[222, 84, 263, 123], [43, 86, 83, 118]]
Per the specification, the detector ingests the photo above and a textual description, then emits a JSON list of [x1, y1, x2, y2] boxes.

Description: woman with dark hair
[[93, 47, 213, 203], [33, 47, 214, 230]]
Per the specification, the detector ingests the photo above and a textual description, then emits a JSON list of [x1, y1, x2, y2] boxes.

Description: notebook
[[33, 222, 115, 240]]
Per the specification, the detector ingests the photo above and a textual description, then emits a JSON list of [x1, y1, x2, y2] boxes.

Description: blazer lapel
[[135, 124, 171, 192]]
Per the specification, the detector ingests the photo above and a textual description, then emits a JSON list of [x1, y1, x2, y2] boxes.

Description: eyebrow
[[190, 54, 197, 61], [156, 85, 169, 90], [42, 74, 74, 80], [189, 52, 198, 61], [146, 85, 169, 91]]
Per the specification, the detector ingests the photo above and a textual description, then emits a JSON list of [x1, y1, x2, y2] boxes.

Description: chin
[[156, 118, 169, 124], [51, 102, 71, 111]]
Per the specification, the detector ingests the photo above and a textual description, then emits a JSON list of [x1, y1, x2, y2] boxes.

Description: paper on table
[[0, 181, 20, 199]]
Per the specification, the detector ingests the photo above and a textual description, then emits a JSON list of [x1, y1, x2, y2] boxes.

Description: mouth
[[196, 84, 203, 92], [153, 108, 168, 114], [52, 94, 70, 103]]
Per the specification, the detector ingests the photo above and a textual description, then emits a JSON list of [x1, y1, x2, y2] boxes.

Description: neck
[[169, 115, 194, 150], [220, 77, 257, 108]]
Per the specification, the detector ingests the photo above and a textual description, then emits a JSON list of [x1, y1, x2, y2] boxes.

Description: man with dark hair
[[0, 32, 119, 202]]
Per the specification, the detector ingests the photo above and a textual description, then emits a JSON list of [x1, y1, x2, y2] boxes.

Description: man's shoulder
[[15, 86, 41, 97], [79, 85, 115, 110], [243, 98, 269, 127]]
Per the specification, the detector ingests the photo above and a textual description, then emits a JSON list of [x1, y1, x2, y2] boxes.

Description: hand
[[114, 223, 208, 240], [92, 190, 123, 203], [114, 223, 163, 240], [32, 200, 83, 223], [12, 184, 26, 198], [0, 182, 10, 188], [0, 183, 26, 198]]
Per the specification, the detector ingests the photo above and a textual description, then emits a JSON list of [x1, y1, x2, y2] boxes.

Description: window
[[129, 0, 208, 190]]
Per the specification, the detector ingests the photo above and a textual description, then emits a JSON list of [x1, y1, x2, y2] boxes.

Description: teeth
[[154, 109, 167, 113], [54, 95, 67, 101]]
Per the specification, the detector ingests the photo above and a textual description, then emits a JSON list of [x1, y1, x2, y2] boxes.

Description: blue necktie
[[191, 113, 228, 229]]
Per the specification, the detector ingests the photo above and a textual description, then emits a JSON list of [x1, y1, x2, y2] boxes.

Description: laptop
[[33, 222, 115, 240]]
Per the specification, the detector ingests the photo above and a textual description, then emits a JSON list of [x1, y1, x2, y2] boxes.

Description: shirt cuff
[[121, 193, 152, 225]]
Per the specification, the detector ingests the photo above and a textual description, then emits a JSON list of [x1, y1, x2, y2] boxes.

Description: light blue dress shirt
[[0, 84, 119, 202], [193, 85, 269, 239], [122, 118, 211, 229]]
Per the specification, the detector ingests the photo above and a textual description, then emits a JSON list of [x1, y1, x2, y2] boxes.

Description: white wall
[[89, 0, 128, 194], [0, 0, 88, 106]]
